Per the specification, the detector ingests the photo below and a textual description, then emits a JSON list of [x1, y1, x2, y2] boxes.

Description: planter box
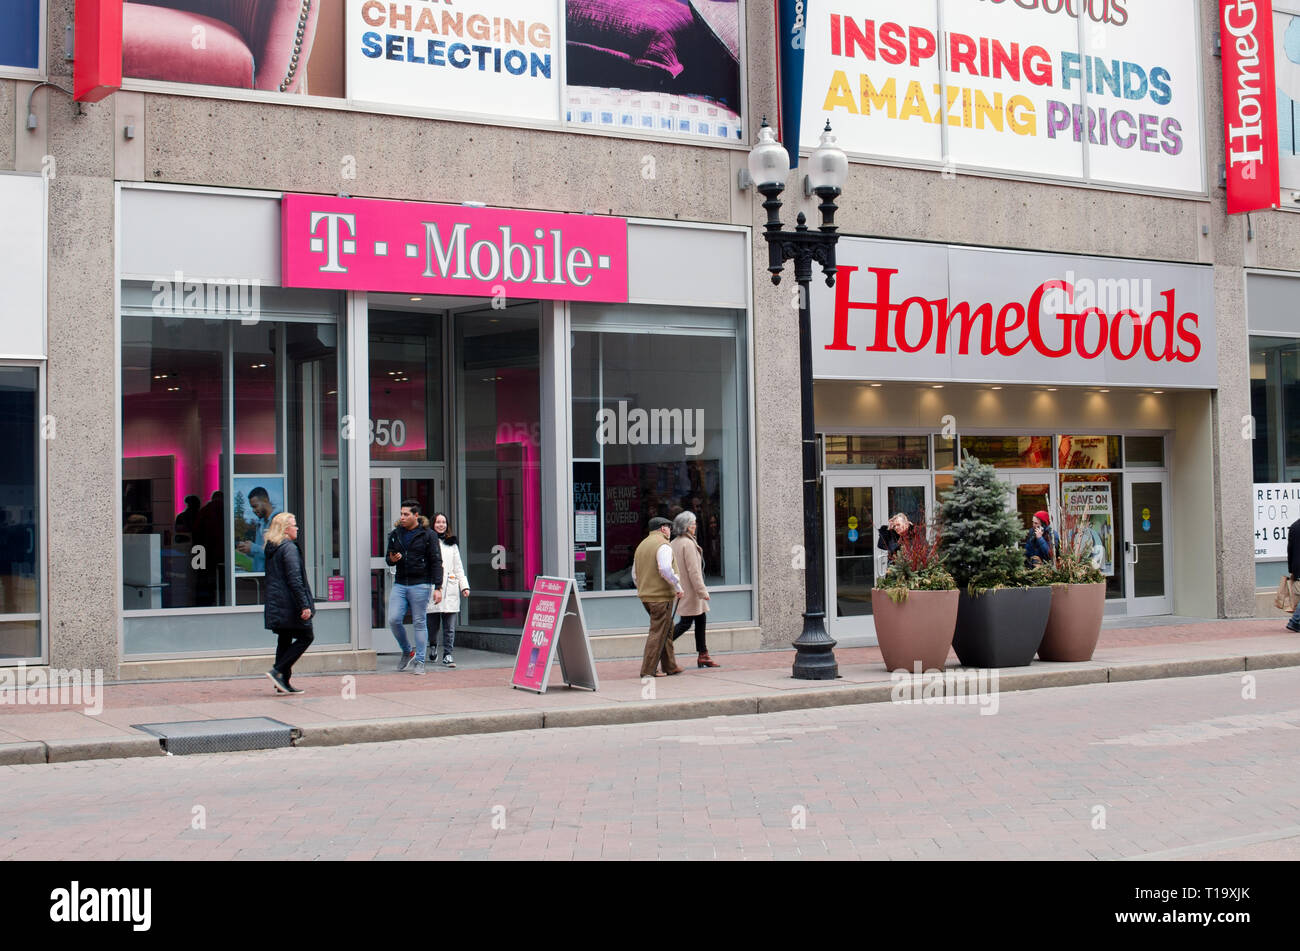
[[1038, 582, 1105, 661], [872, 588, 958, 672], [952, 587, 1052, 668]]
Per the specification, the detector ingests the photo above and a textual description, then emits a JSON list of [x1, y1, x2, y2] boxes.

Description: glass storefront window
[[456, 304, 541, 632], [120, 284, 347, 652], [1125, 436, 1165, 468], [369, 311, 445, 463], [961, 435, 1053, 468], [1059, 472, 1125, 600], [824, 435, 927, 469], [0, 367, 40, 661], [1058, 435, 1121, 470], [933, 435, 957, 471], [570, 306, 751, 599], [1250, 337, 1300, 483]]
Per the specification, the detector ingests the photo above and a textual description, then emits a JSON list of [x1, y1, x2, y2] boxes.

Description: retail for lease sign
[[811, 236, 1218, 388], [1254, 482, 1300, 557], [800, 0, 1206, 192], [280, 193, 628, 302]]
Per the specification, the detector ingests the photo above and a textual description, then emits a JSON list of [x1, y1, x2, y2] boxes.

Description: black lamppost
[[748, 118, 848, 681]]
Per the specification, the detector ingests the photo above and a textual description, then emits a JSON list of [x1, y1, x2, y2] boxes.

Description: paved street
[[2, 668, 1298, 861]]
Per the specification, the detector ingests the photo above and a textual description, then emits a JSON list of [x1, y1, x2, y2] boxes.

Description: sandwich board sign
[[510, 576, 598, 693]]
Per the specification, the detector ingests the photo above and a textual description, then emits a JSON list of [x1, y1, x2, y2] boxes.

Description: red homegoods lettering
[[826, 266, 1201, 363], [1224, 0, 1266, 167]]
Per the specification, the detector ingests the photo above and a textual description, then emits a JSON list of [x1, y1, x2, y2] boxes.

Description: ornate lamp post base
[[792, 611, 839, 680]]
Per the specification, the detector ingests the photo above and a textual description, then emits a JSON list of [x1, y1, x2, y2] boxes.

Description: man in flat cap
[[633, 516, 684, 677]]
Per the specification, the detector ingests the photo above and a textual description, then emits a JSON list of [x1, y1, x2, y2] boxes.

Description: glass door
[[1002, 474, 1055, 558], [823, 473, 932, 638], [368, 467, 401, 652], [1125, 476, 1172, 615]]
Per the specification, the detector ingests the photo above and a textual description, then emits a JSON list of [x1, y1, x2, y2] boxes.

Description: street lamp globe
[[748, 118, 790, 190], [807, 120, 848, 193]]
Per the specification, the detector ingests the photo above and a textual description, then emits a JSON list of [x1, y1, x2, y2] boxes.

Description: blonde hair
[[264, 511, 297, 547]]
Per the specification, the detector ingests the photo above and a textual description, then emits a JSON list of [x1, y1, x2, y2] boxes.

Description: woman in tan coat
[[670, 511, 717, 667]]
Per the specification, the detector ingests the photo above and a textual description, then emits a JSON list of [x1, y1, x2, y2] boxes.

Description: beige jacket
[[429, 538, 468, 614], [670, 535, 710, 617]]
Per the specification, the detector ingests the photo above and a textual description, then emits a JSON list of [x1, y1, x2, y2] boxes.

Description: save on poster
[[1061, 480, 1115, 576], [800, 0, 1205, 191]]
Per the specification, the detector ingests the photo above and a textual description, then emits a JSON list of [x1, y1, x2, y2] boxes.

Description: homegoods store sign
[[810, 237, 1217, 388]]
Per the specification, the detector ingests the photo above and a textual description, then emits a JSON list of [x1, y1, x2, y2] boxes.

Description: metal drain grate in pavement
[[132, 717, 296, 755]]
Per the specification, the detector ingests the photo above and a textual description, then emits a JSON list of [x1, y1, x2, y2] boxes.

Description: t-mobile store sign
[[281, 194, 628, 302], [810, 237, 1217, 389]]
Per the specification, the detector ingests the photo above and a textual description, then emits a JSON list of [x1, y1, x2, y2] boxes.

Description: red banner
[[510, 577, 567, 692], [1221, 0, 1281, 213], [74, 0, 123, 103]]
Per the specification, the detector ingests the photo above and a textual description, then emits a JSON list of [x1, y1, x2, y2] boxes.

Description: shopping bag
[[1274, 574, 1296, 613]]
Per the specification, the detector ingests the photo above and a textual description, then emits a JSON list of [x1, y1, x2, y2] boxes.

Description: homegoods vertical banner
[[800, 0, 1205, 192], [1221, 0, 1280, 213]]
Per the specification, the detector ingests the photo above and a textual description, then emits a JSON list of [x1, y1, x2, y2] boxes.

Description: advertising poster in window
[[1253, 483, 1300, 558], [0, 0, 41, 72], [565, 0, 745, 140], [347, 0, 560, 120], [800, 0, 1205, 192], [233, 476, 285, 575], [122, 1, 344, 96], [1061, 480, 1114, 576], [1275, 6, 1300, 191]]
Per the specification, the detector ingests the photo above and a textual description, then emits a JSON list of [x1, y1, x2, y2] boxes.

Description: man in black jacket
[[386, 500, 443, 674], [1287, 516, 1300, 632]]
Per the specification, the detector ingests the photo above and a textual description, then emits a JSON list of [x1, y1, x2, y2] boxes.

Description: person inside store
[[877, 513, 912, 562], [1025, 510, 1056, 567]]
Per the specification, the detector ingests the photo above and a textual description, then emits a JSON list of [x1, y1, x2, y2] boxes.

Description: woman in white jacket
[[427, 512, 469, 667]]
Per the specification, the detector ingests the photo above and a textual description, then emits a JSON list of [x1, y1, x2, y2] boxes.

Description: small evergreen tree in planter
[[872, 514, 958, 672], [938, 452, 1052, 668], [1037, 509, 1107, 661]]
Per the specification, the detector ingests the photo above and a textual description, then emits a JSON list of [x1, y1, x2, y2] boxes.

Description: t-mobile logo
[[308, 212, 358, 274]]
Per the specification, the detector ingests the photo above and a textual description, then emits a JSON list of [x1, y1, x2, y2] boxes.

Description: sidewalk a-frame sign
[[510, 576, 598, 694]]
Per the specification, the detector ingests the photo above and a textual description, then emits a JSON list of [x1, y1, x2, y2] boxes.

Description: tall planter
[[1038, 581, 1105, 661], [872, 589, 958, 672], [952, 587, 1051, 668]]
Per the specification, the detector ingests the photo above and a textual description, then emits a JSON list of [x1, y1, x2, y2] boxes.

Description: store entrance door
[[823, 473, 932, 638], [1124, 476, 1172, 616]]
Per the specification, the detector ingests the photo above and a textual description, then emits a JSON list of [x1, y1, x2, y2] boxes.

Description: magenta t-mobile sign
[[281, 194, 629, 303]]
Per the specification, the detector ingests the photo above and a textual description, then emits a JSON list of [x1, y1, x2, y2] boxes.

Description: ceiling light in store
[[870, 383, 882, 388], [153, 373, 171, 380], [1152, 390, 1164, 394], [326, 390, 337, 396], [166, 386, 180, 392], [250, 363, 268, 369], [1046, 387, 1058, 392]]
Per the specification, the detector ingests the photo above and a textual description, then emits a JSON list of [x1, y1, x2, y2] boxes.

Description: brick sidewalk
[[0, 617, 1296, 759]]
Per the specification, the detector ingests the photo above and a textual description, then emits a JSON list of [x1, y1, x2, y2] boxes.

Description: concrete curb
[[3, 651, 1299, 765]]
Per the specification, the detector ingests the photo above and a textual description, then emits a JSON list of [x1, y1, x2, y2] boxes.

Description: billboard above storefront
[[281, 193, 629, 303], [811, 237, 1218, 389], [118, 1, 745, 143], [800, 0, 1206, 193]]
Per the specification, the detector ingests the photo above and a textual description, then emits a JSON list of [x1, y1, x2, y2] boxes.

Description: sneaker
[[1287, 621, 1300, 633], [443, 654, 456, 668], [412, 661, 427, 676], [266, 669, 288, 693], [284, 682, 305, 694], [396, 651, 416, 672]]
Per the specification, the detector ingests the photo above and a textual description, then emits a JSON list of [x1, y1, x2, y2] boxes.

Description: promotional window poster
[[232, 476, 285, 576], [1061, 480, 1115, 576]]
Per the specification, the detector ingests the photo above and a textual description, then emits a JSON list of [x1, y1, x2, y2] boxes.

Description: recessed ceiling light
[[1098, 388, 1109, 393], [166, 386, 180, 392], [990, 385, 1002, 390], [409, 296, 423, 302], [870, 383, 882, 388], [1046, 387, 1058, 392], [1152, 390, 1163, 394], [250, 363, 267, 369], [932, 384, 944, 389]]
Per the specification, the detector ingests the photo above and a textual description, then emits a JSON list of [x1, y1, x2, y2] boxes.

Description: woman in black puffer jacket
[[263, 512, 315, 694]]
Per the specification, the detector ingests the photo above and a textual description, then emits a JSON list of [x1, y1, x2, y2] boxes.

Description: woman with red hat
[[1025, 510, 1055, 567]]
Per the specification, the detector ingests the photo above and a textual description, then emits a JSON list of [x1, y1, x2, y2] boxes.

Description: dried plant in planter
[[1041, 509, 1105, 586], [875, 512, 955, 603]]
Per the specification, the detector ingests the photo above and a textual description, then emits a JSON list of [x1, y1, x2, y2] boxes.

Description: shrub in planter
[[873, 515, 958, 672], [938, 452, 1051, 668], [1036, 510, 1107, 661]]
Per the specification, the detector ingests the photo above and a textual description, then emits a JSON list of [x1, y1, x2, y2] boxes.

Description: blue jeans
[[1289, 581, 1300, 627], [389, 583, 432, 661], [430, 611, 456, 658]]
